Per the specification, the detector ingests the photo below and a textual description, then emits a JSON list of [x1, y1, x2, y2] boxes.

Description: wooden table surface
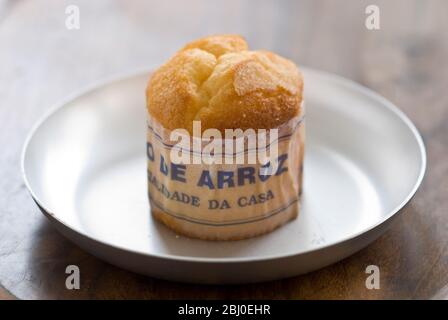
[[1, 0, 447, 299]]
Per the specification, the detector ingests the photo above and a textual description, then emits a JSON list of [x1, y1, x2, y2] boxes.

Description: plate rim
[[21, 66, 427, 264]]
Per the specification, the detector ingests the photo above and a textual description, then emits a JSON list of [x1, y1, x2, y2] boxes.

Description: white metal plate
[[22, 68, 426, 283]]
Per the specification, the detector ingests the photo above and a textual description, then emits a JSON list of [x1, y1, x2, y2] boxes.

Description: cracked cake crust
[[146, 34, 304, 133]]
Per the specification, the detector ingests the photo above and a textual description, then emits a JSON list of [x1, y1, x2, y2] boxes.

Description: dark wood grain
[[1, 0, 447, 299]]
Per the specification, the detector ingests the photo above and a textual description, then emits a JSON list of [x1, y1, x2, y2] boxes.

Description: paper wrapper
[[146, 108, 305, 240]]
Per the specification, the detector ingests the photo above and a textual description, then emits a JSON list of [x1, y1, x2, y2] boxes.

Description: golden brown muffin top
[[146, 34, 303, 133]]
